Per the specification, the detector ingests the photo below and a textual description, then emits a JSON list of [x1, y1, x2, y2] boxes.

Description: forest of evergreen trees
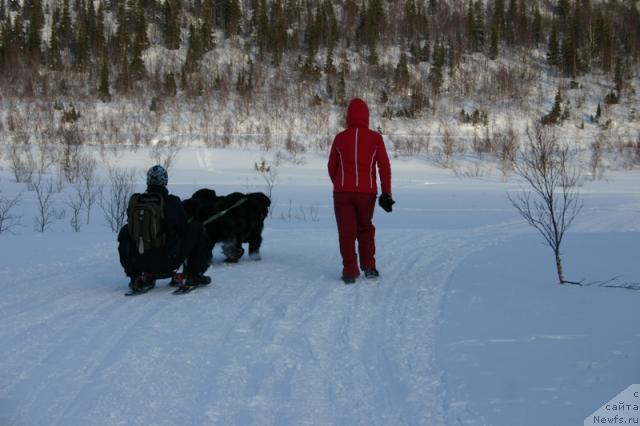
[[0, 0, 638, 104]]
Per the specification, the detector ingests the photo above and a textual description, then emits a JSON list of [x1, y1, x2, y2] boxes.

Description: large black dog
[[183, 188, 270, 263]]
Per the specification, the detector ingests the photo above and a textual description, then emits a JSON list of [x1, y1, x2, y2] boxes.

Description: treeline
[[0, 0, 638, 101]]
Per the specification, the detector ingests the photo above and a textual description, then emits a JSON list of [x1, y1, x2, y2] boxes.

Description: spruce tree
[[504, 0, 515, 45], [26, 0, 43, 61], [473, 0, 485, 52], [324, 45, 336, 74], [11, 12, 25, 57], [558, 0, 570, 22], [74, 13, 90, 71], [335, 71, 346, 105], [184, 24, 202, 73], [95, 2, 105, 56], [60, 0, 72, 47], [561, 30, 577, 77], [492, 0, 504, 37], [269, 0, 287, 65], [547, 22, 560, 67], [130, 32, 146, 80], [164, 0, 180, 49], [532, 6, 542, 46], [394, 52, 410, 89], [98, 56, 111, 101], [163, 72, 176, 96], [614, 55, 623, 93], [542, 88, 563, 125], [223, 0, 241, 36], [489, 24, 498, 59], [48, 7, 62, 69]]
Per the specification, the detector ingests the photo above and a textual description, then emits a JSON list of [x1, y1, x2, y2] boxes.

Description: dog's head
[[192, 188, 217, 203]]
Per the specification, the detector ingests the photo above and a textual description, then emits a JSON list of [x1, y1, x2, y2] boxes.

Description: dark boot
[[364, 268, 379, 279], [185, 274, 212, 287]]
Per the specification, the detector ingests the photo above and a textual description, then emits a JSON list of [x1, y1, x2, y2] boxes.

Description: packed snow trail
[[0, 222, 520, 426]]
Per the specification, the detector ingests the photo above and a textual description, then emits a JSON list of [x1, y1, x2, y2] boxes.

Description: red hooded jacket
[[328, 99, 392, 195]]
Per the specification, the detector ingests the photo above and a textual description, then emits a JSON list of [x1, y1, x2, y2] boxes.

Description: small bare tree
[[66, 185, 85, 232], [101, 167, 136, 232], [508, 123, 583, 285], [31, 176, 59, 233], [0, 188, 23, 234], [79, 155, 102, 224]]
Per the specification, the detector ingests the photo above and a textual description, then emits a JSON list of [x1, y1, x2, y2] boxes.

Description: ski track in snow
[[1, 222, 523, 426]]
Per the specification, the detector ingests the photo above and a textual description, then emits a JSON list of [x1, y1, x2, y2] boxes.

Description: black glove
[[378, 193, 395, 212]]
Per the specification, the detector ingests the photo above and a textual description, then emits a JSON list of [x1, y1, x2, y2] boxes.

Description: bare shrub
[[260, 125, 273, 151], [222, 118, 234, 147], [589, 135, 605, 180], [392, 133, 431, 157], [9, 145, 36, 183], [283, 130, 307, 164], [471, 128, 493, 156], [58, 125, 84, 183], [508, 123, 583, 285], [0, 187, 23, 234], [254, 159, 277, 213], [495, 124, 519, 180], [454, 162, 489, 178], [441, 121, 455, 163], [101, 167, 136, 232], [150, 139, 181, 170]]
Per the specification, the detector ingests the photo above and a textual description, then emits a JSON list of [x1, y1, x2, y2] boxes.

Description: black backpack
[[127, 193, 166, 254]]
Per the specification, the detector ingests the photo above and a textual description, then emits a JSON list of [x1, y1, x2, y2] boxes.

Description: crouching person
[[117, 165, 212, 294]]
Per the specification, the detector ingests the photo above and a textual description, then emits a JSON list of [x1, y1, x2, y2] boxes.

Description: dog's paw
[[249, 253, 262, 261]]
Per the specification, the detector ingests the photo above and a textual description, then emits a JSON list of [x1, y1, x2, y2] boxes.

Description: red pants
[[333, 192, 376, 278]]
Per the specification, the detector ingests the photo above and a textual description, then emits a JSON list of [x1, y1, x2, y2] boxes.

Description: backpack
[[127, 192, 166, 254]]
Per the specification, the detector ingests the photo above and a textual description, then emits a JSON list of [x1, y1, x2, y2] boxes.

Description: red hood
[[346, 98, 369, 128]]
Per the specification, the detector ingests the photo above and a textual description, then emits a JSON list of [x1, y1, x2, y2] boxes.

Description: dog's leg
[[247, 226, 264, 261], [222, 238, 240, 263]]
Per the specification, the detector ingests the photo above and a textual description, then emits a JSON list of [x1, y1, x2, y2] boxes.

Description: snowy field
[[0, 145, 639, 425]]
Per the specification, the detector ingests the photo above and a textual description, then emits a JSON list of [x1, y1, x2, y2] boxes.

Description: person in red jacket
[[328, 98, 395, 284]]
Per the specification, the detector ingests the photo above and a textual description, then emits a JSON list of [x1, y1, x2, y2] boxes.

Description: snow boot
[[364, 268, 379, 279], [342, 275, 356, 285]]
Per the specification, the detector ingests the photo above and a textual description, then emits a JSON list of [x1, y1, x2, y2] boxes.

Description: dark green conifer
[[98, 56, 111, 101]]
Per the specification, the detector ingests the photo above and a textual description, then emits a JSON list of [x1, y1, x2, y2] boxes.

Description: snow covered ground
[[0, 145, 639, 425]]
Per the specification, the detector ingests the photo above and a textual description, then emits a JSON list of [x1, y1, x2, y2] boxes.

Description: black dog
[[183, 188, 270, 263]]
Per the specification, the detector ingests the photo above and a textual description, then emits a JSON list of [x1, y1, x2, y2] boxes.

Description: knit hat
[[147, 165, 168, 187]]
